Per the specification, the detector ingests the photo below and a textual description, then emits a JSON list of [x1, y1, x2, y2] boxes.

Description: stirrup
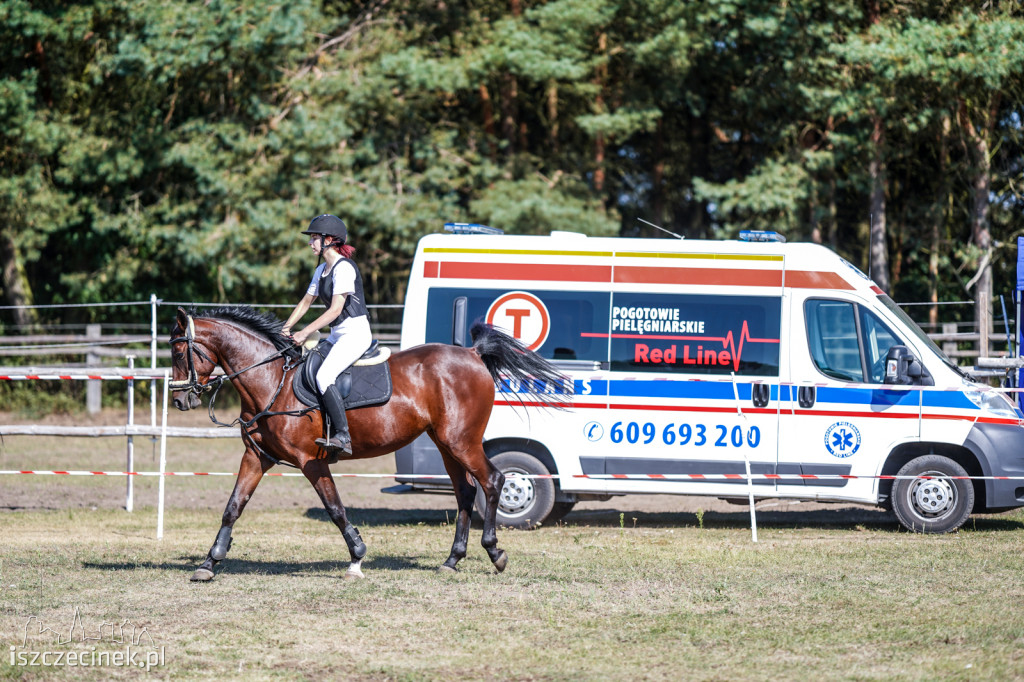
[[316, 436, 353, 456]]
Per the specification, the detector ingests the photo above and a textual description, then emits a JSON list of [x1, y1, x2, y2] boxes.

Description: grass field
[[2, 410, 1024, 680]]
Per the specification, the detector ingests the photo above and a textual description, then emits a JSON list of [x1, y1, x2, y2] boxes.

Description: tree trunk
[[592, 31, 608, 203], [827, 174, 837, 249], [546, 79, 559, 152], [500, 72, 518, 156], [928, 114, 951, 328], [868, 115, 890, 292], [960, 97, 996, 358], [651, 118, 665, 227], [0, 229, 39, 330], [479, 84, 497, 162]]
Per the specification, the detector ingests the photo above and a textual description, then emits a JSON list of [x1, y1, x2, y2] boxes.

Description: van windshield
[[877, 295, 954, 365]]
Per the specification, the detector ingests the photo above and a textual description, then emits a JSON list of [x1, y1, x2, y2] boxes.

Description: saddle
[[292, 340, 393, 410]]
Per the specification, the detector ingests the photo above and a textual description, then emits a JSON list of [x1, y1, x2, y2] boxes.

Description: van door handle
[[798, 386, 816, 408], [751, 383, 770, 408]]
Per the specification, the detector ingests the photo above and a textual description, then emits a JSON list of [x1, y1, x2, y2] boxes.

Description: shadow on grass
[[81, 553, 441, 576], [302, 505, 1024, 533]]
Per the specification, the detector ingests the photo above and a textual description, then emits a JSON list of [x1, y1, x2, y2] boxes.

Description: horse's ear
[[176, 307, 189, 330]]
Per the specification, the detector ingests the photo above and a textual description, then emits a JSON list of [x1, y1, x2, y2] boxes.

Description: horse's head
[[169, 307, 218, 411]]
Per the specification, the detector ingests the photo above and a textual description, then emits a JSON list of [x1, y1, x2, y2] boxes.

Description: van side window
[[425, 288, 610, 363], [860, 307, 901, 383], [609, 293, 782, 376], [805, 299, 903, 383]]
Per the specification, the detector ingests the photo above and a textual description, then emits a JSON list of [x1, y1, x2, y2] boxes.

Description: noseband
[[169, 315, 215, 395]]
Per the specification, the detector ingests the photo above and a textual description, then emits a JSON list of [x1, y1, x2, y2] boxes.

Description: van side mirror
[[884, 345, 932, 386]]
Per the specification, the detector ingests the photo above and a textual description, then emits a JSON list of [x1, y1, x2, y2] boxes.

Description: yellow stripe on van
[[614, 251, 784, 262], [423, 247, 614, 257], [422, 247, 782, 262]]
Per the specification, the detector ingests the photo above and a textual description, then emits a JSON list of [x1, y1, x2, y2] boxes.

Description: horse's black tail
[[470, 322, 573, 410]]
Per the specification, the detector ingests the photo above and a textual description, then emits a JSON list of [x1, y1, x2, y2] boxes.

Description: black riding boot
[[316, 384, 353, 456]]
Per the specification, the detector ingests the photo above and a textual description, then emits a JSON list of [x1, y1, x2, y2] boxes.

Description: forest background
[[2, 0, 1024, 336]]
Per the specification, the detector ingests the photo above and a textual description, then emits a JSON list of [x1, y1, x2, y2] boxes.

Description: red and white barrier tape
[[0, 374, 153, 381], [1, 470, 1021, 481]]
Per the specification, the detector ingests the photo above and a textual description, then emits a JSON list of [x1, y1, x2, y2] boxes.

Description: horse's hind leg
[[191, 447, 269, 582], [438, 441, 507, 573], [480, 464, 508, 572], [302, 459, 366, 579]]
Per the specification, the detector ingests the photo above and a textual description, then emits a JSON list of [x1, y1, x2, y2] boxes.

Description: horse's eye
[[173, 352, 184, 361]]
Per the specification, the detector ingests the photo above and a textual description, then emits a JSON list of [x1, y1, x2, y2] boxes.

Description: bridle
[[168, 315, 216, 395]]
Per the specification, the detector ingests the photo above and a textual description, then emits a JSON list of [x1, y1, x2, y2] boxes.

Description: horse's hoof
[[344, 566, 364, 580], [492, 550, 508, 573], [437, 564, 458, 574], [190, 568, 214, 582]]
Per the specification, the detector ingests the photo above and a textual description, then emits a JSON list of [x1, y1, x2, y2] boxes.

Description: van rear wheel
[[891, 455, 973, 533], [476, 451, 555, 530]]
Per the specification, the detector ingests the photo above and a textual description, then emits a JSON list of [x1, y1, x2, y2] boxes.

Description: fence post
[[942, 322, 957, 361], [150, 294, 158, 429], [125, 355, 135, 513], [86, 324, 102, 414]]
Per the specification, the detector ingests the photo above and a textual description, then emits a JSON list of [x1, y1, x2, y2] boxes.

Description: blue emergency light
[[739, 230, 786, 243], [444, 222, 504, 235]]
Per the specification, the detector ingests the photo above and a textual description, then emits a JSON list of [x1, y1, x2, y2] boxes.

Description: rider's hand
[[291, 329, 309, 346]]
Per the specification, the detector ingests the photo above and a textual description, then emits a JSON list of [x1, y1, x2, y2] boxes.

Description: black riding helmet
[[302, 214, 347, 243]]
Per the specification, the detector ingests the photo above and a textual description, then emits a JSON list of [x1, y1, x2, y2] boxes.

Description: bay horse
[[168, 306, 569, 581]]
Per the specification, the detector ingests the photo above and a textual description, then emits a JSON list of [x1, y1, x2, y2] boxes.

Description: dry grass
[[2, 507, 1024, 681], [2, 410, 1024, 680]]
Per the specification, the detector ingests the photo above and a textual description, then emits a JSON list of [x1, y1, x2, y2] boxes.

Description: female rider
[[282, 214, 371, 456]]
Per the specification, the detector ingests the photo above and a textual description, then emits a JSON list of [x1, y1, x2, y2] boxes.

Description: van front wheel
[[891, 455, 974, 533], [476, 451, 555, 530]]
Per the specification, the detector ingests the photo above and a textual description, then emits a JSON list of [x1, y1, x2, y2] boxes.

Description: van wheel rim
[[498, 467, 535, 515], [909, 472, 956, 518]]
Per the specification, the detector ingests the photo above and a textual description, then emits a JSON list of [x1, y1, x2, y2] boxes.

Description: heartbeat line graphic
[[583, 320, 779, 371], [20, 606, 156, 648]]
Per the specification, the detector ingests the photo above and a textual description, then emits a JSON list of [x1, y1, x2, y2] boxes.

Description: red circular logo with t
[[486, 291, 551, 351]]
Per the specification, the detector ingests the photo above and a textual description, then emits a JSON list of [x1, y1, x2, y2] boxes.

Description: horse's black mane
[[189, 305, 293, 352]]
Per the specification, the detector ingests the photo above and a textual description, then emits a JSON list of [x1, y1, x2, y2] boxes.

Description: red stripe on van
[[785, 270, 855, 290], [431, 259, 854, 289], [439, 261, 611, 282], [614, 266, 783, 287], [611, 266, 854, 289]]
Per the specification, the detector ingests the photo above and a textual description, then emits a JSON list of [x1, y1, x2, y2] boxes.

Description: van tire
[[476, 450, 555, 530], [891, 455, 974, 533]]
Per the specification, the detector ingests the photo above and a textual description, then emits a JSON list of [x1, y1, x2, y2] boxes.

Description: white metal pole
[[125, 356, 135, 513], [157, 370, 168, 540], [730, 372, 758, 543], [150, 293, 158, 441]]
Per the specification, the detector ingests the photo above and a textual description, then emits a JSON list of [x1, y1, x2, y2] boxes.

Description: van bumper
[[963, 422, 1024, 511]]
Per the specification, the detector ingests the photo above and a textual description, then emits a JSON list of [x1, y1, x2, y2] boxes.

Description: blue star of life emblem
[[824, 421, 861, 458]]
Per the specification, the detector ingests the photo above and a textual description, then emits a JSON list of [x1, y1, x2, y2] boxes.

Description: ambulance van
[[389, 226, 1024, 533]]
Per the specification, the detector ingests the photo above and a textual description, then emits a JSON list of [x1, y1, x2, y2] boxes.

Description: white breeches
[[316, 319, 373, 393]]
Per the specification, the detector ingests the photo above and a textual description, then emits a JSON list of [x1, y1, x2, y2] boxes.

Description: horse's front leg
[[191, 447, 270, 582], [302, 459, 366, 580]]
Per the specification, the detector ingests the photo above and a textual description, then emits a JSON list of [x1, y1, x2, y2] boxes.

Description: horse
[[168, 305, 569, 581]]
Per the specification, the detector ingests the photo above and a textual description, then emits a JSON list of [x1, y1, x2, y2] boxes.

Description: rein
[[172, 315, 316, 469]]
